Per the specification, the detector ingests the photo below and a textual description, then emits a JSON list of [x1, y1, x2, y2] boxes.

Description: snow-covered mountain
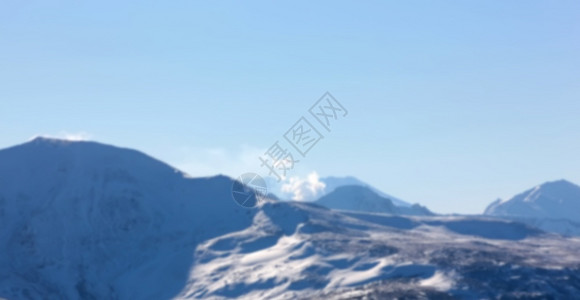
[[0, 137, 258, 299], [265, 175, 412, 207], [319, 176, 412, 207], [484, 180, 580, 236], [314, 185, 432, 216], [1, 138, 579, 299], [485, 179, 580, 220]]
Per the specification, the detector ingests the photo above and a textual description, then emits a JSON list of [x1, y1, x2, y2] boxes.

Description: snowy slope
[[0, 138, 579, 299], [484, 179, 580, 221], [0, 137, 258, 299], [183, 204, 580, 299], [484, 180, 580, 236]]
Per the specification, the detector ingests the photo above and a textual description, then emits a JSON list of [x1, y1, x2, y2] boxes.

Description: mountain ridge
[[484, 179, 580, 236], [0, 137, 259, 299], [484, 179, 580, 221], [1, 138, 579, 299]]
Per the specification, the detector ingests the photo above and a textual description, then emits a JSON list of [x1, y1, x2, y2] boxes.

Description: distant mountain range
[[485, 179, 580, 220], [484, 179, 580, 236], [314, 185, 433, 216], [316, 176, 412, 207], [265, 175, 413, 207], [0, 138, 579, 299]]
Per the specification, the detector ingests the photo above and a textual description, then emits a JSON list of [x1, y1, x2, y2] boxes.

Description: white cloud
[[281, 171, 326, 201], [171, 146, 327, 202]]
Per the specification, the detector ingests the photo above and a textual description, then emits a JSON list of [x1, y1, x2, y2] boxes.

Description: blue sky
[[1, 1, 579, 213]]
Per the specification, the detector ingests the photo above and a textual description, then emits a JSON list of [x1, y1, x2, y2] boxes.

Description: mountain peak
[[485, 179, 580, 221], [26, 136, 72, 146], [319, 176, 412, 207], [314, 184, 396, 213], [314, 185, 433, 216], [0, 138, 193, 194], [30, 136, 64, 142], [29, 135, 88, 144], [538, 179, 576, 189], [14, 136, 105, 152]]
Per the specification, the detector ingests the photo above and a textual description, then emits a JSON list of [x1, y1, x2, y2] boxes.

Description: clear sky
[[1, 1, 579, 214]]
